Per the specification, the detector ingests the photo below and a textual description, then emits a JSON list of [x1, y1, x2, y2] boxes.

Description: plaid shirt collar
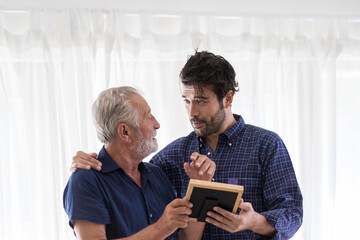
[[197, 114, 245, 144]]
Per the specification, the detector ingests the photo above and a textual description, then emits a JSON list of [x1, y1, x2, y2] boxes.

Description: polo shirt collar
[[97, 146, 149, 174]]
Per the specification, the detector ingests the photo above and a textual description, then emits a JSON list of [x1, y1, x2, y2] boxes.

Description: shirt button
[[149, 213, 153, 218], [228, 143, 232, 147], [207, 152, 211, 155]]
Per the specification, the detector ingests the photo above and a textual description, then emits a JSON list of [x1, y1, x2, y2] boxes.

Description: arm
[[73, 221, 107, 240], [74, 198, 194, 240], [70, 151, 216, 181], [178, 221, 205, 240], [205, 136, 303, 239], [73, 220, 178, 240], [256, 137, 303, 239]]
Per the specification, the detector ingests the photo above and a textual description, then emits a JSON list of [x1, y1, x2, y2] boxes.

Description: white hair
[[92, 86, 140, 144]]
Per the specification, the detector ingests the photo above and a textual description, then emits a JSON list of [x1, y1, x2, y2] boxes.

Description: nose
[[153, 115, 160, 129], [188, 102, 198, 118]]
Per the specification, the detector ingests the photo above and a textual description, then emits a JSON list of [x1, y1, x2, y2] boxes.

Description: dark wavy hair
[[179, 51, 239, 102]]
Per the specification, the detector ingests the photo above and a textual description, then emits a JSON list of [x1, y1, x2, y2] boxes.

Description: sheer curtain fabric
[[0, 9, 359, 240]]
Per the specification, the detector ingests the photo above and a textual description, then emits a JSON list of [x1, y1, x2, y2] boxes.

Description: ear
[[223, 90, 234, 108], [117, 123, 132, 142]]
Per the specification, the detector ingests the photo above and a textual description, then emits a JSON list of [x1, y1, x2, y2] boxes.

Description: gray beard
[[130, 130, 158, 159]]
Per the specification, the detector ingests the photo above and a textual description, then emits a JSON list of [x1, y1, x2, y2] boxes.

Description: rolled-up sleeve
[[260, 137, 303, 239]]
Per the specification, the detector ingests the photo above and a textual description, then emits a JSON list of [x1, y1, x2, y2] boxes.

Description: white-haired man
[[63, 86, 208, 239]]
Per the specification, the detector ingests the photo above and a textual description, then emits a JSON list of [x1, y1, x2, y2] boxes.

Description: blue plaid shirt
[[150, 115, 303, 240]]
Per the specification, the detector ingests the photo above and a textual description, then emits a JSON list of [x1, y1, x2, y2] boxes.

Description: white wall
[[1, 0, 360, 16]]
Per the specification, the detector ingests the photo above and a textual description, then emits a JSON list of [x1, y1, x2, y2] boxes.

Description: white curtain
[[0, 9, 359, 240]]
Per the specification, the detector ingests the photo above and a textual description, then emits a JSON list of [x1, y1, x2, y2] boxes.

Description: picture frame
[[185, 179, 244, 222]]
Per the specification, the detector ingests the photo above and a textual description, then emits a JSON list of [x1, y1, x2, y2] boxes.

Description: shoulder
[[63, 169, 107, 209], [159, 132, 197, 155], [64, 169, 102, 196], [150, 132, 197, 165], [143, 161, 162, 171], [143, 162, 174, 188], [143, 162, 169, 178], [242, 124, 282, 144], [63, 169, 111, 228], [67, 168, 98, 184]]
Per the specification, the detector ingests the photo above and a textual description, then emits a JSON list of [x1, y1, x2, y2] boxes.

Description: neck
[[105, 143, 142, 187], [204, 112, 237, 152]]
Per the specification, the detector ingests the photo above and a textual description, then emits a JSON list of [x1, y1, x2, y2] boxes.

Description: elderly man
[[63, 86, 207, 239]]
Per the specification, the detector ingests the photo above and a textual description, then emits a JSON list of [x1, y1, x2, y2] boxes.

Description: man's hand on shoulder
[[183, 152, 216, 181], [70, 151, 102, 172]]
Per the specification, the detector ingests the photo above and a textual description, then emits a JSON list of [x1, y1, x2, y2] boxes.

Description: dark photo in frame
[[185, 179, 244, 222]]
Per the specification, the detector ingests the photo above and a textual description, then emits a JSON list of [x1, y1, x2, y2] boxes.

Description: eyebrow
[[182, 95, 209, 100]]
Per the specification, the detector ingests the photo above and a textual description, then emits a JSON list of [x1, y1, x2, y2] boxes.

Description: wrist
[[250, 212, 276, 237], [152, 221, 169, 239]]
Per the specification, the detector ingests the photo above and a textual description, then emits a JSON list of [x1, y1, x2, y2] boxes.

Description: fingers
[[159, 199, 193, 233], [171, 198, 193, 209], [189, 152, 216, 178], [89, 152, 99, 158], [184, 161, 197, 179], [205, 214, 230, 230], [77, 151, 100, 165], [168, 199, 193, 217], [206, 207, 242, 233], [204, 162, 216, 177], [190, 152, 207, 168], [205, 215, 235, 233], [212, 206, 235, 219], [70, 162, 90, 172], [72, 151, 102, 171]]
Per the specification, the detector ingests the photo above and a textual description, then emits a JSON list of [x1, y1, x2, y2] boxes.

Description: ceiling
[[1, 0, 360, 16]]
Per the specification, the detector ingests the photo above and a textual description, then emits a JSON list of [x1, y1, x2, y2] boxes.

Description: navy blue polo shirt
[[63, 146, 178, 239]]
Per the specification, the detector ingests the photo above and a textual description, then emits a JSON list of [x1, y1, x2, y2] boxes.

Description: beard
[[130, 129, 158, 159], [191, 105, 226, 137]]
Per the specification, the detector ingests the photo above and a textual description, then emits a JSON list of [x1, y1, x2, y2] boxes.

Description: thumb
[[238, 198, 244, 209], [239, 199, 253, 212]]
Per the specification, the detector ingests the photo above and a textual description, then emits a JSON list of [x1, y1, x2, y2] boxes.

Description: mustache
[[152, 131, 157, 137], [191, 117, 205, 123]]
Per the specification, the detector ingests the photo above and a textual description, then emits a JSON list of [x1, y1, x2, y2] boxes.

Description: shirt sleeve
[[260, 135, 303, 239], [63, 169, 111, 228]]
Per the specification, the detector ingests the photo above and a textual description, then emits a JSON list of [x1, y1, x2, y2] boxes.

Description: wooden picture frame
[[185, 179, 244, 222]]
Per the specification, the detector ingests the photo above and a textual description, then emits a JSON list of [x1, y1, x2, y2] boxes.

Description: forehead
[[130, 94, 150, 114], [180, 83, 216, 98]]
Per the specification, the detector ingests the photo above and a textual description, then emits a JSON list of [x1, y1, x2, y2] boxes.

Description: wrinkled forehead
[[129, 94, 150, 114]]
